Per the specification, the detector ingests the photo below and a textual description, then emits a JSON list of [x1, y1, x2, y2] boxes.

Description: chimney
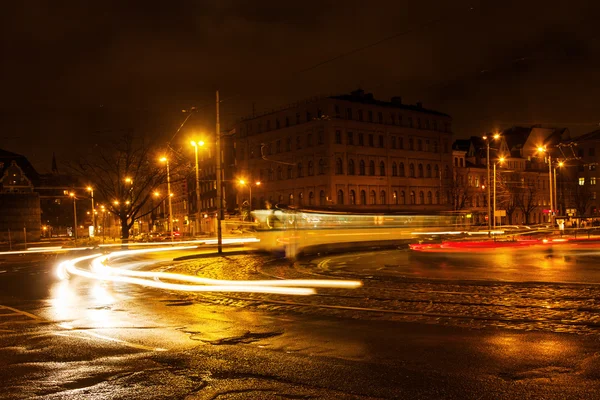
[[391, 96, 402, 105]]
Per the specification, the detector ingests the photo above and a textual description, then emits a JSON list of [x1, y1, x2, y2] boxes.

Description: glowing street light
[[69, 192, 78, 240], [87, 186, 96, 236], [190, 140, 205, 236], [238, 179, 261, 221], [160, 156, 174, 242], [482, 133, 501, 235], [493, 157, 505, 228], [537, 146, 554, 223]]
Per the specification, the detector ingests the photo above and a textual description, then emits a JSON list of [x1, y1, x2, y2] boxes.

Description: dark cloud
[[1, 0, 600, 171]]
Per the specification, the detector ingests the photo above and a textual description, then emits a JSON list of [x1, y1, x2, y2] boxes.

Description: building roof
[[329, 90, 451, 117], [0, 149, 40, 184], [452, 139, 471, 152], [570, 129, 600, 143]]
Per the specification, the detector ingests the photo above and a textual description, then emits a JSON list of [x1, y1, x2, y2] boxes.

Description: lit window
[[579, 177, 585, 186], [591, 177, 597, 185]]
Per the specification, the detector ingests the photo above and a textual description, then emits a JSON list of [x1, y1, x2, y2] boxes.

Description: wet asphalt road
[[1, 245, 600, 399]]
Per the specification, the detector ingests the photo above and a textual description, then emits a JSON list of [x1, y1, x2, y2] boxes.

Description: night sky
[[2, 1, 599, 172]]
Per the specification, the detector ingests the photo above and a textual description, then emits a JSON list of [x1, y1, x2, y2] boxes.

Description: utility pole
[[216, 90, 223, 254]]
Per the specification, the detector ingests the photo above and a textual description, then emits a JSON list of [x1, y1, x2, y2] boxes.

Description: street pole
[[193, 143, 201, 237], [248, 184, 252, 222], [166, 159, 174, 242], [548, 154, 554, 225], [72, 195, 78, 240], [486, 141, 491, 236], [554, 166, 558, 216], [88, 188, 95, 236], [216, 90, 223, 254], [493, 162, 496, 229]]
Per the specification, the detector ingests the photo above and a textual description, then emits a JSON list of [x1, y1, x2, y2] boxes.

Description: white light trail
[[57, 246, 361, 296]]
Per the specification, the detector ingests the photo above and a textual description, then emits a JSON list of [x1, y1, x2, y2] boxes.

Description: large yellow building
[[233, 90, 454, 212]]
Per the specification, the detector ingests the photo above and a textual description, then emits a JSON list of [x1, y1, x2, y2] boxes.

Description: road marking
[[0, 305, 44, 320], [0, 305, 167, 352]]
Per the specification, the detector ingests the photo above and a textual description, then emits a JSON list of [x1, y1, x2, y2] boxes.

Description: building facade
[[232, 90, 454, 212]]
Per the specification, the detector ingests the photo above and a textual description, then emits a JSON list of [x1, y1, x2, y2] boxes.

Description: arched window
[[360, 190, 367, 205], [417, 139, 423, 151], [379, 161, 385, 176], [278, 194, 284, 203], [337, 190, 344, 204], [409, 163, 415, 177], [359, 160, 366, 175], [418, 164, 424, 177], [434, 164, 440, 178], [297, 163, 303, 178], [419, 191, 424, 204], [427, 191, 432, 204], [308, 161, 314, 176], [410, 191, 416, 204], [260, 197, 265, 208], [426, 164, 432, 178], [268, 168, 274, 181], [308, 191, 314, 205], [277, 166, 283, 180], [392, 162, 398, 176], [348, 159, 355, 175], [336, 158, 343, 175], [401, 191, 406, 205], [380, 190, 386, 204], [444, 165, 450, 178], [319, 190, 326, 205], [454, 157, 459, 167], [298, 192, 304, 205], [370, 190, 376, 205], [289, 193, 294, 205], [369, 161, 375, 176], [287, 166, 293, 179], [393, 191, 398, 204], [350, 190, 356, 205], [435, 191, 440, 204], [399, 163, 405, 177], [318, 159, 325, 175]]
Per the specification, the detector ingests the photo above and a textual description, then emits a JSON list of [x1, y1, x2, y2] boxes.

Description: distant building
[[0, 150, 41, 241], [231, 89, 454, 213], [564, 129, 600, 220], [451, 126, 571, 225]]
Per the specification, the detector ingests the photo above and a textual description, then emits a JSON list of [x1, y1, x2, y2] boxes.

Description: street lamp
[[190, 140, 205, 237], [160, 157, 174, 242], [483, 133, 500, 235], [555, 161, 564, 216], [537, 146, 554, 224], [69, 192, 77, 239], [87, 186, 96, 236], [238, 179, 261, 221], [493, 157, 505, 228]]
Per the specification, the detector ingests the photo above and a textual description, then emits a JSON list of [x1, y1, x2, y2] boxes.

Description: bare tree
[[516, 181, 539, 225], [448, 172, 474, 211], [70, 134, 187, 239], [572, 182, 593, 217]]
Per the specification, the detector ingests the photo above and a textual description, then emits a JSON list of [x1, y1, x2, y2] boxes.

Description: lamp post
[[555, 161, 564, 216], [238, 180, 261, 221], [483, 133, 500, 235], [100, 205, 106, 243], [537, 146, 554, 224], [493, 157, 505, 228], [87, 186, 95, 236], [160, 157, 174, 242], [190, 140, 205, 236], [69, 192, 78, 239]]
